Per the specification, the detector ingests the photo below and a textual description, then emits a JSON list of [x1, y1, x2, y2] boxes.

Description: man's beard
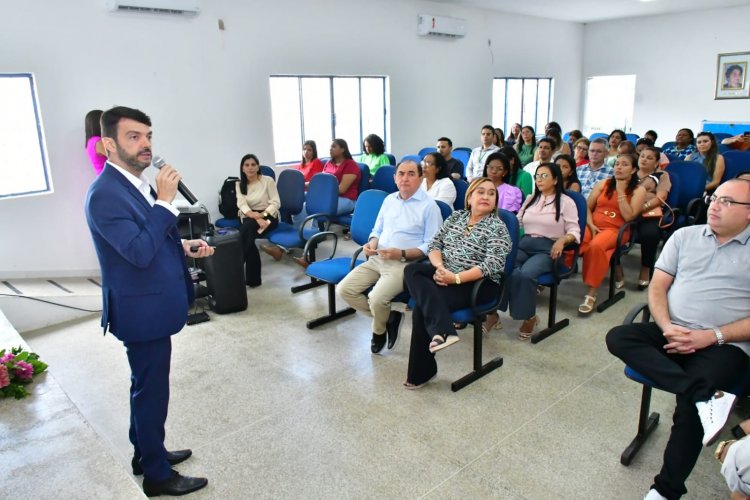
[[116, 143, 151, 172]]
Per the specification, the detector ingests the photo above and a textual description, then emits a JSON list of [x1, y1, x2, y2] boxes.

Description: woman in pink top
[[481, 152, 523, 213], [505, 162, 580, 339], [296, 140, 324, 188], [85, 109, 107, 175]]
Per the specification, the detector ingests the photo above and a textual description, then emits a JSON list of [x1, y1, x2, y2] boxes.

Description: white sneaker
[[643, 488, 667, 500], [696, 390, 737, 446]]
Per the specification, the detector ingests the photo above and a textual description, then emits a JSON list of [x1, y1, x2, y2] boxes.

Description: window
[[269, 75, 389, 164], [0, 73, 52, 199], [492, 77, 554, 135], [583, 75, 636, 137]]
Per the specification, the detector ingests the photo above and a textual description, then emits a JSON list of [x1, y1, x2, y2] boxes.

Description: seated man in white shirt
[[337, 160, 443, 354], [466, 125, 500, 182], [523, 137, 555, 185]]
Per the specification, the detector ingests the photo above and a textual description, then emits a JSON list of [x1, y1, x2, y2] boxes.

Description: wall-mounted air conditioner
[[417, 15, 467, 38], [105, 0, 201, 15]]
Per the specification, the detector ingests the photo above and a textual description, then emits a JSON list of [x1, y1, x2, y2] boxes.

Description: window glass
[[493, 77, 554, 137]]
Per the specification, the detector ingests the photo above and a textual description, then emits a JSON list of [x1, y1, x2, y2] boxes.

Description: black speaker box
[[202, 228, 248, 314]]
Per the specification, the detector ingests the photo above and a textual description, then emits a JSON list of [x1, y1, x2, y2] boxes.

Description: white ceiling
[[428, 0, 750, 23]]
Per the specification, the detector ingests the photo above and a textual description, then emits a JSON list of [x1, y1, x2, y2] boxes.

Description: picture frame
[[715, 51, 750, 99]]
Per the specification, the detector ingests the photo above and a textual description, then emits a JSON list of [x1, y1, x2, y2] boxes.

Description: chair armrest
[[468, 277, 502, 318], [615, 220, 638, 258], [302, 231, 338, 262], [552, 243, 580, 281], [623, 303, 650, 325], [350, 247, 364, 270], [297, 212, 332, 241], [685, 197, 705, 225]]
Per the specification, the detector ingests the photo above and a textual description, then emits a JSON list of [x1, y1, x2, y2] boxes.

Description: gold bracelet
[[455, 272, 461, 285]]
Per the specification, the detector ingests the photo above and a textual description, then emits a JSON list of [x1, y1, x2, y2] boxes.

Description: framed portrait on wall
[[715, 52, 750, 99]]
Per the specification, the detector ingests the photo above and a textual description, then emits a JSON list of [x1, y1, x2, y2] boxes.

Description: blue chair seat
[[267, 223, 321, 249], [306, 258, 364, 284], [215, 218, 241, 229], [449, 302, 497, 324]]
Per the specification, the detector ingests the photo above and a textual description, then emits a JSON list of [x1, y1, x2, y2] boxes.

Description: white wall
[[583, 5, 750, 142], [0, 0, 582, 278]]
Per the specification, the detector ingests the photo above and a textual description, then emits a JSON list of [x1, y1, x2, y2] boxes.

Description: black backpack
[[218, 176, 240, 219]]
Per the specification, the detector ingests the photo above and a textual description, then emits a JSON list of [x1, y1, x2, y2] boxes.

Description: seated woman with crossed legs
[[578, 153, 646, 314], [402, 178, 511, 389]]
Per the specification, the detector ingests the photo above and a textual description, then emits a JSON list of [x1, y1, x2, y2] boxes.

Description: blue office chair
[[660, 141, 676, 151], [266, 173, 339, 293], [452, 179, 468, 210], [260, 165, 276, 180], [400, 154, 422, 164], [371, 165, 397, 193], [303, 190, 389, 329], [664, 161, 708, 229], [618, 303, 750, 465], [625, 133, 639, 143], [273, 169, 306, 224], [435, 200, 453, 220], [454, 147, 472, 154], [332, 162, 370, 229], [596, 218, 638, 313], [530, 190, 587, 343], [447, 209, 519, 392], [451, 150, 470, 179], [384, 153, 396, 165], [713, 132, 732, 143], [722, 150, 750, 181], [418, 147, 437, 159], [590, 133, 608, 140]]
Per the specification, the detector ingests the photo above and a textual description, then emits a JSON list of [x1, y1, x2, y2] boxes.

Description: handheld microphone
[[152, 155, 198, 205]]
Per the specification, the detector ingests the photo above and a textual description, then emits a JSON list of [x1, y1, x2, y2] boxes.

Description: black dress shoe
[[132, 449, 193, 476], [142, 470, 208, 497], [371, 333, 386, 354], [386, 311, 404, 350]]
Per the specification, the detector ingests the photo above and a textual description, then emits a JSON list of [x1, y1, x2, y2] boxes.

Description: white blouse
[[421, 177, 457, 207]]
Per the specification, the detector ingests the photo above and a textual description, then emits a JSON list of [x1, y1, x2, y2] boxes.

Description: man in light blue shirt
[[337, 160, 443, 354]]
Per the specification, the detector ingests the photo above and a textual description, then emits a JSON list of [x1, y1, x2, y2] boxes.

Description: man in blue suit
[[85, 106, 212, 497]]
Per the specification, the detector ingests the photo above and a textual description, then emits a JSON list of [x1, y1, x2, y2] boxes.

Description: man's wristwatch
[[713, 327, 725, 346], [262, 211, 270, 219], [400, 250, 407, 263]]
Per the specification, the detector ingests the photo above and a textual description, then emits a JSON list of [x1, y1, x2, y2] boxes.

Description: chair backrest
[[590, 132, 608, 140], [565, 190, 587, 239], [664, 161, 707, 210], [260, 165, 276, 180], [497, 209, 519, 276], [660, 141, 676, 151], [713, 132, 732, 143], [400, 154, 422, 164], [435, 200, 452, 221], [384, 153, 396, 165], [276, 169, 306, 218], [305, 173, 339, 218], [452, 179, 469, 210], [663, 170, 680, 208], [451, 150, 470, 172], [625, 133, 639, 143], [349, 190, 388, 245], [454, 147, 472, 154], [418, 147, 437, 159], [356, 162, 371, 195], [371, 165, 397, 193], [722, 150, 750, 182]]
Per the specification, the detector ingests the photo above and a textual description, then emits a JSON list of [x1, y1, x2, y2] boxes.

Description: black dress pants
[[239, 216, 278, 287], [404, 262, 500, 385], [606, 322, 747, 499]]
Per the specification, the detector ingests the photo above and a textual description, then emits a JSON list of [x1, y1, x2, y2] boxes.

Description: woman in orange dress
[[578, 153, 646, 314]]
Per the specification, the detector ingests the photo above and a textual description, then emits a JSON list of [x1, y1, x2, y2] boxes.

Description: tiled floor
[[2, 241, 735, 499]]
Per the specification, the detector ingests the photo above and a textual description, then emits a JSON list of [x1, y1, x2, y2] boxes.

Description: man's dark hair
[[538, 137, 556, 150], [437, 137, 453, 147], [397, 159, 422, 176], [679, 128, 695, 142], [481, 124, 494, 133], [645, 130, 658, 142], [636, 138, 654, 147], [101, 106, 151, 139]]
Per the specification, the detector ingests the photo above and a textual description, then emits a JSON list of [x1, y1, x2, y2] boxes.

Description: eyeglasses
[[705, 194, 750, 208], [422, 160, 434, 166], [575, 145, 588, 151], [534, 173, 550, 180]]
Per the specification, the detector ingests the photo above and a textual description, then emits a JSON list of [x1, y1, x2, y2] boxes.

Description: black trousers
[[606, 322, 748, 499], [637, 218, 663, 270], [404, 262, 500, 385], [239, 216, 278, 286]]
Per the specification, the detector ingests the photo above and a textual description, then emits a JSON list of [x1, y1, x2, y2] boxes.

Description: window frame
[[492, 77, 554, 135], [269, 75, 389, 165]]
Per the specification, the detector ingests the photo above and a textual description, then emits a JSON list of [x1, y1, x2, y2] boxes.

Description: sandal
[[403, 373, 437, 390], [429, 334, 460, 354], [482, 312, 501, 334], [518, 315, 540, 341], [453, 322, 467, 330], [638, 280, 650, 290], [578, 295, 596, 315]]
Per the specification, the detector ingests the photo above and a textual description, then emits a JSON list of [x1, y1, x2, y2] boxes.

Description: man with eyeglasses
[[577, 138, 613, 198], [606, 178, 750, 500]]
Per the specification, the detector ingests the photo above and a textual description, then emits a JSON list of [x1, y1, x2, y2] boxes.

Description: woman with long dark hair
[[85, 109, 107, 175], [687, 132, 725, 193], [515, 126, 537, 167], [295, 140, 324, 188], [421, 152, 456, 206], [235, 154, 281, 287], [499, 146, 533, 198], [482, 152, 522, 212], [506, 123, 521, 146], [358, 133, 390, 175], [578, 153, 646, 314], [605, 129, 627, 167], [505, 162, 581, 339], [555, 154, 581, 192]]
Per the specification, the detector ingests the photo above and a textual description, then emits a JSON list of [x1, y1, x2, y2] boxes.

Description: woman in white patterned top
[[402, 178, 512, 389]]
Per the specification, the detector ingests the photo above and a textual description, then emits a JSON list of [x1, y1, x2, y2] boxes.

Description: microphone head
[[152, 156, 166, 169]]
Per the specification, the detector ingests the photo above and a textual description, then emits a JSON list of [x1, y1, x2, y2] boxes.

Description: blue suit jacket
[[85, 162, 193, 342]]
